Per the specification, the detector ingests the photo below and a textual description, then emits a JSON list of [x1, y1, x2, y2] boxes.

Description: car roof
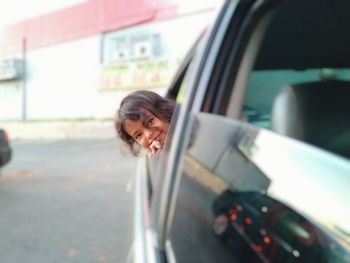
[[254, 0, 350, 70]]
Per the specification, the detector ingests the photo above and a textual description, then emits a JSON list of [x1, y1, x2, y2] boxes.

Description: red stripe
[[0, 0, 177, 56]]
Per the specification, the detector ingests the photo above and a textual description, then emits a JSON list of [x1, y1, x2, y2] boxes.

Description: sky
[[0, 0, 85, 29]]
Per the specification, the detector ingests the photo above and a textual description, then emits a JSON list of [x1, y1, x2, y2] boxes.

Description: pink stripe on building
[[0, 0, 178, 56]]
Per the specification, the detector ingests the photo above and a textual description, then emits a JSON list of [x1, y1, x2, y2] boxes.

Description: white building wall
[[0, 35, 166, 121], [26, 36, 100, 120], [0, 10, 216, 121], [0, 80, 23, 120]]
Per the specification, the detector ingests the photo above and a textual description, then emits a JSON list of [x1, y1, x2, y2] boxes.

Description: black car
[[129, 0, 350, 262], [212, 191, 348, 263], [0, 128, 11, 168]]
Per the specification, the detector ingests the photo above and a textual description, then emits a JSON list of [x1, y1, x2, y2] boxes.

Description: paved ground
[[0, 135, 137, 263], [1, 120, 116, 140]]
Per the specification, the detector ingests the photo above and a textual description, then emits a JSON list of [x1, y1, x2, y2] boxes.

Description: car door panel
[[168, 112, 350, 263]]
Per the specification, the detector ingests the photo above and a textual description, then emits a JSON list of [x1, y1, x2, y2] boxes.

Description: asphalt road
[[0, 138, 137, 263]]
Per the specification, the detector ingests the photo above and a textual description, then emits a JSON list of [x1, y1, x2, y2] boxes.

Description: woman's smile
[[123, 111, 170, 154]]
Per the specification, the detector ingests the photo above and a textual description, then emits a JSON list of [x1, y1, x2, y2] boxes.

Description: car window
[[147, 37, 199, 239], [233, 0, 350, 159], [242, 68, 350, 130], [168, 112, 350, 263], [147, 34, 201, 191]]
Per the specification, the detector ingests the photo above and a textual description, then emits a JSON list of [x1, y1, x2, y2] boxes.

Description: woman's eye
[[135, 133, 142, 141], [147, 118, 154, 127]]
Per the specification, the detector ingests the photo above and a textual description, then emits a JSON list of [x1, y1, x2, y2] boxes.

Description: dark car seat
[[271, 80, 350, 158]]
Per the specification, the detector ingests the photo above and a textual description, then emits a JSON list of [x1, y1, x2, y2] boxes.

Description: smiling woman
[[114, 90, 176, 158]]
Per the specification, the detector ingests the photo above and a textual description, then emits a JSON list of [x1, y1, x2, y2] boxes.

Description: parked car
[[129, 0, 350, 262], [0, 129, 11, 168], [212, 191, 348, 263]]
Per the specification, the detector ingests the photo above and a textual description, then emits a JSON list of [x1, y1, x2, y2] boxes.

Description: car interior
[[270, 80, 350, 158], [239, 0, 350, 159]]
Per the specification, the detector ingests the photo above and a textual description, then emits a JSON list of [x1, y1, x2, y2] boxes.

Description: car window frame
[[154, 0, 274, 258], [206, 0, 280, 117], [159, 0, 286, 260], [151, 0, 245, 254]]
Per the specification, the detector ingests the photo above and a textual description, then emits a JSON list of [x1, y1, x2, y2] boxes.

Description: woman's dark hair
[[115, 90, 176, 155]]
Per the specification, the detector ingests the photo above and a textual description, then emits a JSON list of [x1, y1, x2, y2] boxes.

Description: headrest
[[271, 80, 350, 157]]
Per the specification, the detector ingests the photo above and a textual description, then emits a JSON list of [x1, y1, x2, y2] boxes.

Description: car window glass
[[242, 68, 350, 130], [241, 68, 350, 159], [147, 26, 210, 187], [168, 112, 350, 263], [147, 103, 180, 188], [147, 37, 200, 192], [234, 0, 350, 159]]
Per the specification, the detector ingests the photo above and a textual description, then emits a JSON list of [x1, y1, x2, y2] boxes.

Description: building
[[0, 0, 219, 121]]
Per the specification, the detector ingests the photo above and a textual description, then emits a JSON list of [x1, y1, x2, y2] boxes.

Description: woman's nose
[[144, 129, 154, 142]]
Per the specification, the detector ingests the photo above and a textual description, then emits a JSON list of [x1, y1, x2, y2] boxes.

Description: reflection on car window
[[168, 113, 350, 263], [212, 190, 349, 263]]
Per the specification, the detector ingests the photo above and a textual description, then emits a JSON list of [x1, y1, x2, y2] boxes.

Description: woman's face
[[123, 110, 170, 154]]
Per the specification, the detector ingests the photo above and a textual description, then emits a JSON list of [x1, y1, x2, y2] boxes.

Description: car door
[[167, 113, 350, 262], [157, 0, 350, 262]]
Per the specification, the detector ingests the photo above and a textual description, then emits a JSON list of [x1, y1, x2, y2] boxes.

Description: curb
[[0, 120, 116, 140]]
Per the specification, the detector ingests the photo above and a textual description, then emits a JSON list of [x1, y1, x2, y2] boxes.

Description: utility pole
[[22, 37, 27, 121]]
